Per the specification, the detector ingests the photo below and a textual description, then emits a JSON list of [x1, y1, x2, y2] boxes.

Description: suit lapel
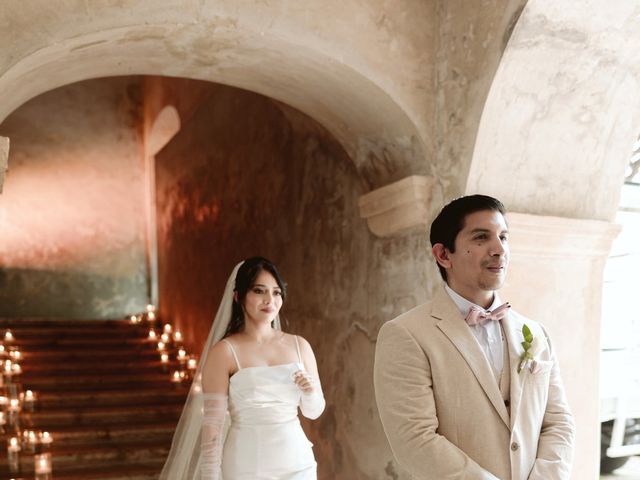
[[432, 287, 510, 429], [502, 311, 526, 431]]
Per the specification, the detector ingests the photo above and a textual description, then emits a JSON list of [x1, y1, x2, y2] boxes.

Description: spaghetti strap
[[222, 339, 241, 370], [294, 335, 302, 363]]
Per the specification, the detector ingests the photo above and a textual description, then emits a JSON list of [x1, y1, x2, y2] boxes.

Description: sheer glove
[[293, 370, 325, 420], [201, 393, 228, 480]]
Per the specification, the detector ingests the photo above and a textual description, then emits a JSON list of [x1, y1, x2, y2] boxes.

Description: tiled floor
[[601, 456, 640, 479]]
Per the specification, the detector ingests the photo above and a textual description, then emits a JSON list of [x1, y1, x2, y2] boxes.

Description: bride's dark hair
[[223, 256, 287, 338]]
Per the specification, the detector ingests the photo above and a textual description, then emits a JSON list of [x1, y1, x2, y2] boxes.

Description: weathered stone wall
[[0, 78, 148, 318], [153, 79, 435, 479]]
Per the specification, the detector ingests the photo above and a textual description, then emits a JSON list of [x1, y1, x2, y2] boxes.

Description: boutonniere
[[517, 324, 541, 373]]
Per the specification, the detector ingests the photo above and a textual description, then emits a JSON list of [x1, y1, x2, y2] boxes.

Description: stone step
[[20, 370, 170, 384], [0, 317, 180, 479], [0, 325, 151, 339], [16, 349, 167, 363], [21, 360, 181, 375], [36, 387, 187, 409], [8, 337, 153, 348], [43, 419, 178, 446], [51, 462, 164, 480], [0, 319, 136, 328], [0, 439, 169, 474], [19, 377, 182, 393], [27, 403, 183, 428]]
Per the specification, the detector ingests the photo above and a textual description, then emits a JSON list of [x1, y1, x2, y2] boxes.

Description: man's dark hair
[[429, 195, 506, 281]]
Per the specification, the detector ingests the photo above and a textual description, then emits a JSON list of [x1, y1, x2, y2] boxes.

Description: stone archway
[[0, 3, 435, 476], [465, 1, 640, 478], [0, 0, 430, 190]]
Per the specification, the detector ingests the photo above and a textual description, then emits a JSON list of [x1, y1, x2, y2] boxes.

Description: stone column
[[0, 136, 9, 193], [503, 212, 621, 480]]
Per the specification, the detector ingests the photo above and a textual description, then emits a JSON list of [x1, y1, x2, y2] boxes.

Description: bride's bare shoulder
[[204, 338, 235, 369]]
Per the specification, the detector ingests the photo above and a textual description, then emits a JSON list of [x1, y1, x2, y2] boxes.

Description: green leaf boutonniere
[[518, 324, 537, 373]]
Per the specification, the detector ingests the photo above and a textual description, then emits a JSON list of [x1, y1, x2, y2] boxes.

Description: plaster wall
[[468, 0, 640, 221], [0, 77, 148, 318], [153, 79, 435, 479]]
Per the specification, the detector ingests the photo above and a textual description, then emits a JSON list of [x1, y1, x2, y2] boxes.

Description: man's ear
[[432, 243, 452, 270], [233, 291, 239, 303]]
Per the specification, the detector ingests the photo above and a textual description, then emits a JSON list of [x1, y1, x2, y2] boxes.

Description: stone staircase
[[0, 319, 189, 479]]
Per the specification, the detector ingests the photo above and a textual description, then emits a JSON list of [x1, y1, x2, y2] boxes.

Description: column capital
[[506, 212, 621, 260], [358, 175, 435, 237]]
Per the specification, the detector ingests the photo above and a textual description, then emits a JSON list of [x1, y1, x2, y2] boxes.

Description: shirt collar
[[444, 284, 502, 319]]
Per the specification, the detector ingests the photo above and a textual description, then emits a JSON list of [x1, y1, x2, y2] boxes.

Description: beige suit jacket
[[374, 286, 575, 480]]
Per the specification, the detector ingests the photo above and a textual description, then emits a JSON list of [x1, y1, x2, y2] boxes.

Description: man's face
[[438, 209, 509, 306]]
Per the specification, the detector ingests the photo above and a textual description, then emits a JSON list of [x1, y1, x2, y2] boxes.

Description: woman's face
[[242, 270, 283, 324]]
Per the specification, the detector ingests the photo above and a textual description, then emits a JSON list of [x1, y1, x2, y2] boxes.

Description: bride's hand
[[292, 370, 315, 394]]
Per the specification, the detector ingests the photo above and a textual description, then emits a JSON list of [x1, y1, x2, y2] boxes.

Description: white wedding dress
[[221, 338, 318, 479]]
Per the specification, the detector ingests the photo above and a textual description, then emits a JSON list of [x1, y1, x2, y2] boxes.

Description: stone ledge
[[358, 175, 435, 237], [507, 212, 621, 260], [0, 136, 8, 193]]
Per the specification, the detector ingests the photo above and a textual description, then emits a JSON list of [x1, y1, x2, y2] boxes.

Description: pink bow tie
[[465, 302, 511, 326]]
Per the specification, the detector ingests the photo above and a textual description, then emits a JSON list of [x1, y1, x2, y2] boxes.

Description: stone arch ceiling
[[0, 0, 434, 189], [468, 0, 640, 221]]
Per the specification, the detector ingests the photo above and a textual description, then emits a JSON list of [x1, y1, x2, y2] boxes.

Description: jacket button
[[511, 442, 519, 451]]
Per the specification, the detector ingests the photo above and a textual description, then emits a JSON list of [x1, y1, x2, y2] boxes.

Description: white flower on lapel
[[517, 324, 542, 374]]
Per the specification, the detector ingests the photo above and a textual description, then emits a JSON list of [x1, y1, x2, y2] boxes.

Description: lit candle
[[148, 329, 157, 340], [8, 436, 20, 451], [146, 304, 155, 313], [11, 363, 21, 375], [0, 343, 5, 356], [9, 398, 20, 413], [157, 341, 166, 351], [171, 371, 182, 383], [9, 349, 21, 361], [23, 429, 38, 452], [23, 389, 36, 411], [147, 311, 156, 321], [0, 411, 5, 426], [161, 333, 170, 343], [7, 437, 20, 472], [39, 431, 53, 446], [187, 358, 198, 371], [177, 348, 187, 362], [163, 323, 172, 333], [160, 353, 169, 363], [173, 331, 183, 343], [130, 315, 138, 324], [0, 395, 8, 407], [34, 451, 53, 476], [4, 359, 12, 375], [4, 330, 14, 342]]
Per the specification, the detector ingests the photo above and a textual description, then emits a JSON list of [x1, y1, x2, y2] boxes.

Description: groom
[[374, 195, 575, 479]]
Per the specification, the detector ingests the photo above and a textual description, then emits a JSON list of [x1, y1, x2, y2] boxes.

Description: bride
[[160, 257, 325, 479]]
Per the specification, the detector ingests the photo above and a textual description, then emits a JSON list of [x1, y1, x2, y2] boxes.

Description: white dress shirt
[[444, 285, 505, 375]]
